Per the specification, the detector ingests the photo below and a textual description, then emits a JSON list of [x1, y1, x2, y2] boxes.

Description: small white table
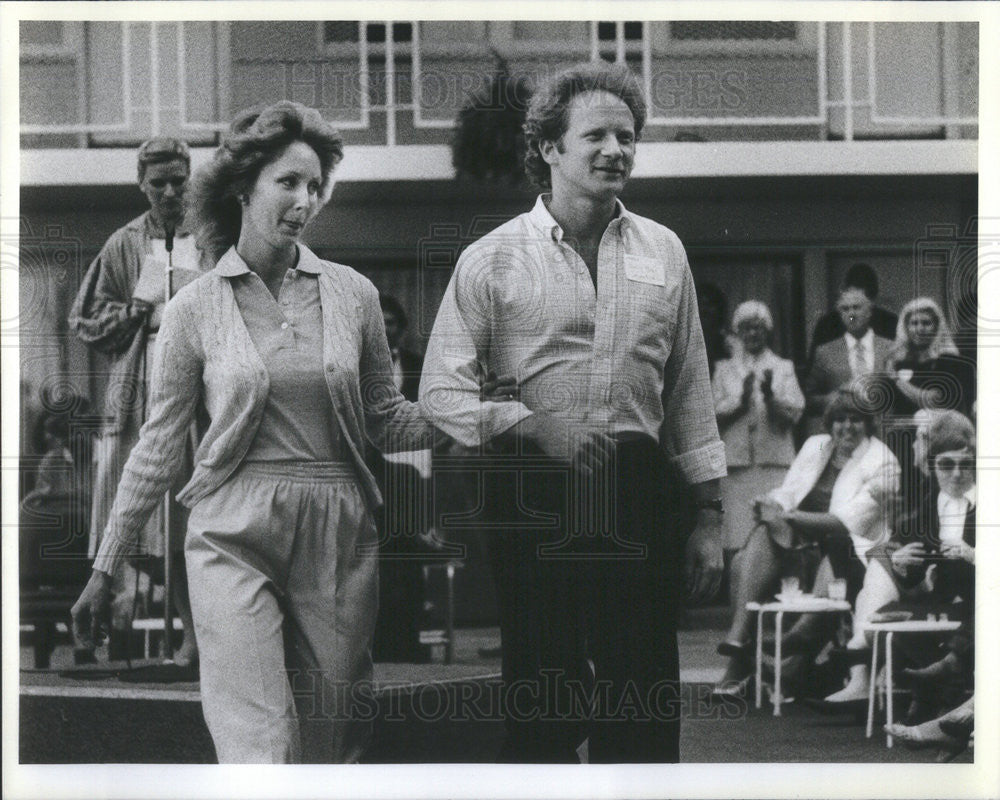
[[746, 597, 852, 716], [863, 619, 962, 746]]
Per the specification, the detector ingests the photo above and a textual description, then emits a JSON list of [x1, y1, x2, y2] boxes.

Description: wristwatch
[[695, 498, 724, 514]]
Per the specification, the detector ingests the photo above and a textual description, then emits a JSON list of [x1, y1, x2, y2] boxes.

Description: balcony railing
[[20, 20, 978, 149]]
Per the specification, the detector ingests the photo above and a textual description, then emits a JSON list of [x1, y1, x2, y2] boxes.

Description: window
[[669, 21, 797, 41]]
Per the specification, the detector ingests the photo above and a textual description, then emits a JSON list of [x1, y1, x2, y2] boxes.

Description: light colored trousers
[[185, 461, 378, 763]]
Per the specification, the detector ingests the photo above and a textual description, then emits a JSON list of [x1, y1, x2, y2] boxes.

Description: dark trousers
[[486, 437, 683, 763]]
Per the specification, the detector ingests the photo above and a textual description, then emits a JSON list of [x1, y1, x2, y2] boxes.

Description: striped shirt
[[420, 195, 726, 485]]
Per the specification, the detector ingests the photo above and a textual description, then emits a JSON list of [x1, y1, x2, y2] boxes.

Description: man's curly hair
[[522, 62, 646, 189]]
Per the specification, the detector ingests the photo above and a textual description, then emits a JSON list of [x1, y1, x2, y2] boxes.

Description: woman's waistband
[[238, 460, 357, 482]]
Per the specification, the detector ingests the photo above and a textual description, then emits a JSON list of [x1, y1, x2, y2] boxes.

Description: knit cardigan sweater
[[93, 245, 430, 576]]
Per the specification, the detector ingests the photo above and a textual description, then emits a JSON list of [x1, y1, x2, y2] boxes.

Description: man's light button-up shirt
[[420, 195, 726, 486]]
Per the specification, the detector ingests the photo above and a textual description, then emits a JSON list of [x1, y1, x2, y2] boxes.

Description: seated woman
[[824, 409, 975, 704], [879, 297, 975, 506], [714, 387, 900, 694]]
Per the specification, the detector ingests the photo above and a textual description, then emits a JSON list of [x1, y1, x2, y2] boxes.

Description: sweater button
[[280, 322, 289, 330]]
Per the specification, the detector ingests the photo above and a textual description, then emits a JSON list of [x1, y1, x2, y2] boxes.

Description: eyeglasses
[[934, 456, 975, 472]]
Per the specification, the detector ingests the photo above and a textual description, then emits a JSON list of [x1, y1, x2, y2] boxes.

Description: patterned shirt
[[420, 195, 726, 485]]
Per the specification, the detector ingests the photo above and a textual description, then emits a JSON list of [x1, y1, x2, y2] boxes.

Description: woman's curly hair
[[187, 101, 343, 262], [522, 61, 646, 189]]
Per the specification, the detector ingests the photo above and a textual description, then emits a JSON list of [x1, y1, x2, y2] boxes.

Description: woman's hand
[[890, 542, 927, 574], [70, 570, 113, 651], [480, 371, 518, 402], [941, 540, 975, 564]]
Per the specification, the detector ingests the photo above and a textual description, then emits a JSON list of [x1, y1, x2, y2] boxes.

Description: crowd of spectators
[[705, 264, 976, 758]]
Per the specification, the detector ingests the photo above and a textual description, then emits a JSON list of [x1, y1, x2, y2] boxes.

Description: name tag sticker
[[624, 255, 665, 286]]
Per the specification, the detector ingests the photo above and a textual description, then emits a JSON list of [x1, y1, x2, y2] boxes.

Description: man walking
[[421, 62, 727, 762]]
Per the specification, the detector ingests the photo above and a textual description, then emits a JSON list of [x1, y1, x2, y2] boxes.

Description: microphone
[[164, 225, 175, 305]]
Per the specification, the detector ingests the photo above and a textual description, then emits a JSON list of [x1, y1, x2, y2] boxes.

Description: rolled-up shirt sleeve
[[69, 235, 145, 356], [420, 247, 533, 447], [660, 258, 727, 484]]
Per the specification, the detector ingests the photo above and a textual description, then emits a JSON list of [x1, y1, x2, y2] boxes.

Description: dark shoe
[[73, 648, 97, 665]]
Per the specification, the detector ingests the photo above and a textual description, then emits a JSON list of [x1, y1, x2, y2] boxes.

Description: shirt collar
[[937, 486, 976, 514], [824, 434, 871, 467], [844, 328, 874, 350], [214, 244, 323, 278], [526, 194, 631, 244], [142, 211, 192, 239]]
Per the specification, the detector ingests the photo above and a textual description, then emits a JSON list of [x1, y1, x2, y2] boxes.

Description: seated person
[[20, 396, 94, 585], [824, 409, 975, 704], [714, 387, 900, 694]]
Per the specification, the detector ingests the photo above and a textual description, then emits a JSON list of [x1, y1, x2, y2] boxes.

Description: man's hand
[[685, 517, 723, 604], [71, 570, 113, 651], [514, 412, 614, 476], [890, 542, 927, 574]]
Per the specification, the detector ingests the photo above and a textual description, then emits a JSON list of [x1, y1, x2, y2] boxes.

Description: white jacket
[[768, 434, 900, 561]]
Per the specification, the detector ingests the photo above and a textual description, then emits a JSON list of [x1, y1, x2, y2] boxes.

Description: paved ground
[[18, 607, 973, 764]]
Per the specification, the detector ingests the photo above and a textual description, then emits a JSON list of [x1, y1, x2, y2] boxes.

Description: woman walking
[[72, 102, 431, 763]]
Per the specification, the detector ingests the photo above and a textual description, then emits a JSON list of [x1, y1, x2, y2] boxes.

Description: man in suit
[[807, 263, 898, 366], [804, 285, 893, 434]]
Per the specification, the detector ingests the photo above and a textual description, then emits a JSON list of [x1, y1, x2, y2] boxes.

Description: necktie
[[851, 340, 867, 377]]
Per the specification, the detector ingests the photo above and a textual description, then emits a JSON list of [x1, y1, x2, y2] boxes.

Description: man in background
[[69, 137, 211, 671], [803, 282, 894, 435], [807, 262, 898, 365]]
